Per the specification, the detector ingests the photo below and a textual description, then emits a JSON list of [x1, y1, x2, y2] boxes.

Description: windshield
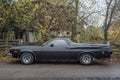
[[64, 38, 74, 45], [42, 38, 74, 46], [42, 39, 53, 46]]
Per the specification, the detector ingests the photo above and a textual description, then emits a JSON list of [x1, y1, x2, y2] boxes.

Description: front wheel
[[20, 53, 34, 65], [80, 53, 93, 65]]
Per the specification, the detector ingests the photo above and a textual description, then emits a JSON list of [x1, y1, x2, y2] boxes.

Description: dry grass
[[0, 57, 19, 63], [0, 50, 18, 63], [96, 58, 120, 63], [109, 58, 120, 63]]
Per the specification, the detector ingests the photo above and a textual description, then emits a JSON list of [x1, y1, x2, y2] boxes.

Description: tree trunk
[[71, 26, 76, 41], [25, 30, 29, 45], [71, 0, 79, 42], [104, 29, 108, 43]]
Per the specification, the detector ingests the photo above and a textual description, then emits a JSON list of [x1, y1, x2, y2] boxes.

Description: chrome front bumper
[[7, 53, 13, 58]]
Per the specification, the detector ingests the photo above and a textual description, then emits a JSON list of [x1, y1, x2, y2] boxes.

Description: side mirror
[[50, 44, 54, 47]]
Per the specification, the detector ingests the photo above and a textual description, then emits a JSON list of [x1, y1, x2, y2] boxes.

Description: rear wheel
[[80, 53, 93, 65], [20, 53, 34, 65]]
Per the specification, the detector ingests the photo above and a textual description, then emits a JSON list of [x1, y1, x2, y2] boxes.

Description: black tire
[[20, 53, 34, 65], [80, 53, 93, 65]]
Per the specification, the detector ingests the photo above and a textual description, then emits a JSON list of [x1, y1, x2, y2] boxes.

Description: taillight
[[105, 50, 112, 54]]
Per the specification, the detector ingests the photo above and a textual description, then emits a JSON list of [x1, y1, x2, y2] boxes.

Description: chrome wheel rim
[[82, 55, 91, 64], [22, 54, 32, 64]]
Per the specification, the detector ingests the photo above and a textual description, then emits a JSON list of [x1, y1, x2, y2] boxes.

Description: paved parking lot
[[0, 61, 120, 80]]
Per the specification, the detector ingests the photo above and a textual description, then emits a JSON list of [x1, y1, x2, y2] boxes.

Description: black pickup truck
[[8, 38, 112, 65]]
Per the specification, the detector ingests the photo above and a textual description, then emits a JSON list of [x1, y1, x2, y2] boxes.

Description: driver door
[[41, 40, 70, 60]]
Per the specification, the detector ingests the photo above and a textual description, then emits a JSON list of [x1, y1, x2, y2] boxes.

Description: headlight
[[10, 49, 20, 54], [13, 50, 18, 53]]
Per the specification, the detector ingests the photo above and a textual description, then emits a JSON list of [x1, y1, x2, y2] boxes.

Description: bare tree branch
[[107, 0, 117, 30]]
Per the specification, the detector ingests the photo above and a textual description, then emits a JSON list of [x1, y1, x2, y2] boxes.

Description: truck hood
[[10, 46, 42, 51]]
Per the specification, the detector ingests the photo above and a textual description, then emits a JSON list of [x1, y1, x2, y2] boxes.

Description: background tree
[[103, 0, 119, 43]]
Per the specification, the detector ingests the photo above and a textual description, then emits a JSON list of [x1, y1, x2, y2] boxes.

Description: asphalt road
[[0, 61, 120, 80]]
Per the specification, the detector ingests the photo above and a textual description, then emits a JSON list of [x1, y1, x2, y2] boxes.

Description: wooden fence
[[0, 40, 21, 56], [112, 46, 120, 58]]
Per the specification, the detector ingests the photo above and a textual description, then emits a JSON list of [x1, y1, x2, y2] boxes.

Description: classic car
[[8, 38, 112, 65]]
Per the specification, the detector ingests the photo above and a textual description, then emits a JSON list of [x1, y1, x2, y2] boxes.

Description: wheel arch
[[19, 51, 36, 61], [78, 51, 95, 60]]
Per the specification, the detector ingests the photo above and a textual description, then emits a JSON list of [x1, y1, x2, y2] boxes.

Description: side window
[[50, 40, 68, 47]]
